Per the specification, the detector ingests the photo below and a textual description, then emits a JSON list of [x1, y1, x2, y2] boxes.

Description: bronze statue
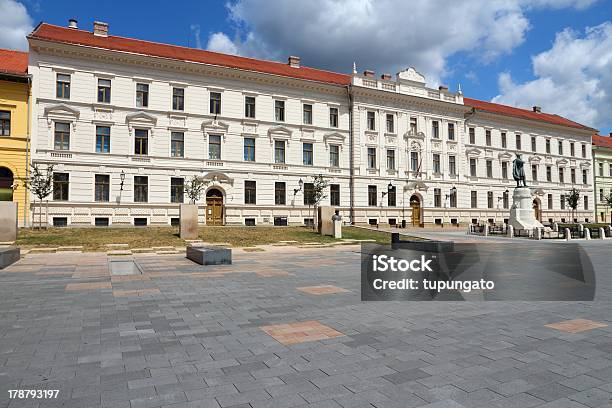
[[512, 153, 527, 187]]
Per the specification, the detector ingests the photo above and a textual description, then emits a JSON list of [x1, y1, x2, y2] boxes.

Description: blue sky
[[2, 0, 611, 133]]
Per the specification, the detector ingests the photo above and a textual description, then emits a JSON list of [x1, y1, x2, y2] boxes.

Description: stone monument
[[179, 204, 198, 240], [508, 154, 543, 230], [331, 210, 342, 239], [317, 206, 335, 236], [0, 202, 18, 242]]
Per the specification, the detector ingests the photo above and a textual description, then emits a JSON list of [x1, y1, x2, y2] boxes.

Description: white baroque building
[[27, 20, 595, 227]]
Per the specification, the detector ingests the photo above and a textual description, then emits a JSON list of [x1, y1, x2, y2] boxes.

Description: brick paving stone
[[260, 321, 345, 345], [296, 285, 350, 295], [545, 319, 608, 334], [65, 281, 111, 291]]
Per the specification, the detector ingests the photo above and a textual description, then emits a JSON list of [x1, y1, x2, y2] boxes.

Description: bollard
[[552, 222, 558, 232], [507, 225, 514, 238], [533, 228, 542, 240], [584, 228, 591, 240], [483, 225, 489, 236], [599, 227, 605, 240], [565, 228, 571, 241]]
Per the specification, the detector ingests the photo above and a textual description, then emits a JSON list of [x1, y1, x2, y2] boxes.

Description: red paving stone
[[260, 320, 345, 345], [65, 281, 111, 291], [296, 285, 350, 295], [545, 319, 608, 333]]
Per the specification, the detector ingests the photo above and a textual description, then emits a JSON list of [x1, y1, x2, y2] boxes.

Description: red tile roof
[[464, 97, 592, 131], [0, 48, 28, 77], [29, 23, 351, 86], [593, 134, 612, 148]]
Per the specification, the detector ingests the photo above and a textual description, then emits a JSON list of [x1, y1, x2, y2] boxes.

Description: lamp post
[[381, 182, 393, 207], [444, 186, 457, 227], [293, 178, 303, 196], [120, 170, 126, 191]]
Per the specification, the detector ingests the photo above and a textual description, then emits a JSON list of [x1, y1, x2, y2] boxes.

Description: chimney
[[438, 85, 448, 92], [93, 21, 108, 37], [380, 74, 391, 80], [533, 106, 541, 113], [68, 19, 78, 29], [288, 56, 300, 68], [363, 70, 375, 77], [609, 132, 612, 137]]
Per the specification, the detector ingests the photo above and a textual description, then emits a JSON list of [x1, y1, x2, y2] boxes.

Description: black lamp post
[[293, 178, 303, 196], [119, 170, 126, 191], [382, 182, 393, 198]]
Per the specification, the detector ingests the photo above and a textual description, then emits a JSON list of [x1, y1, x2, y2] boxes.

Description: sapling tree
[[184, 175, 206, 204], [26, 164, 54, 229], [565, 187, 581, 223], [602, 192, 612, 224], [310, 174, 329, 229]]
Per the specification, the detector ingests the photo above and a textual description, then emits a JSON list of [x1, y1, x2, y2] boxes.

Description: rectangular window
[[303, 104, 313, 125], [95, 125, 110, 153], [244, 138, 255, 162], [97, 78, 111, 103], [469, 127, 475, 144], [388, 185, 396, 207], [56, 73, 70, 99], [53, 173, 69, 201], [571, 168, 576, 184], [432, 120, 439, 138], [0, 111, 10, 136], [471, 191, 477, 208], [470, 158, 477, 177], [274, 140, 286, 164], [503, 190, 509, 209], [304, 183, 315, 205], [558, 140, 563, 155], [559, 167, 565, 183], [486, 160, 493, 178], [410, 117, 417, 133], [448, 123, 455, 140], [134, 176, 148, 202], [433, 153, 441, 174], [134, 129, 148, 155], [583, 169, 588, 185], [329, 107, 339, 128], [599, 162, 604, 176], [386, 114, 394, 133], [600, 189, 604, 202], [136, 83, 149, 107], [485, 130, 491, 146], [209, 135, 221, 160], [275, 182, 286, 205], [367, 147, 376, 169], [170, 177, 184, 203], [367, 111, 376, 130], [387, 149, 395, 170], [450, 189, 457, 208], [275, 100, 285, 122], [532, 164, 538, 181], [515, 134, 521, 150], [368, 185, 377, 206], [410, 151, 419, 172], [245, 180, 256, 204], [54, 122, 70, 150], [329, 145, 339, 167], [561, 194, 566, 210], [245, 96, 255, 118], [94, 174, 110, 202], [584, 195, 588, 210], [582, 144, 586, 158], [501, 132, 507, 148], [330, 184, 340, 206], [303, 142, 313, 166], [502, 162, 508, 179], [546, 139, 551, 154], [548, 194, 553, 210], [172, 87, 184, 111], [448, 155, 456, 175], [434, 188, 441, 207], [546, 165, 552, 182], [531, 136, 537, 152], [570, 142, 575, 157], [210, 92, 222, 115], [487, 191, 494, 209], [171, 132, 184, 157]]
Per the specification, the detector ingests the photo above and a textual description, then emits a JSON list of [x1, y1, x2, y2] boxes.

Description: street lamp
[[293, 178, 303, 196], [444, 186, 457, 228], [119, 170, 126, 191], [381, 182, 393, 198]]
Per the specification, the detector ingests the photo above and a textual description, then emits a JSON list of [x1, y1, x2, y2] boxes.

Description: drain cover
[[109, 260, 142, 275]]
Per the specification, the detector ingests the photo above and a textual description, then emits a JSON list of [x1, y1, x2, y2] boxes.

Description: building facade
[[0, 49, 30, 226], [593, 134, 612, 223], [27, 20, 595, 227]]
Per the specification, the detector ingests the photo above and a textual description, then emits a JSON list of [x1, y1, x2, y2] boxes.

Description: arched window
[[0, 167, 14, 201]]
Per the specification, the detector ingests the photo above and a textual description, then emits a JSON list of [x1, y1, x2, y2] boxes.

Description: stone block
[[180, 204, 198, 240], [0, 247, 20, 269], [186, 245, 232, 265], [333, 220, 342, 239], [0, 202, 18, 242], [318, 206, 335, 236]]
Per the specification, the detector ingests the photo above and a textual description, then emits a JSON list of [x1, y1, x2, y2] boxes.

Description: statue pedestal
[[509, 187, 543, 231]]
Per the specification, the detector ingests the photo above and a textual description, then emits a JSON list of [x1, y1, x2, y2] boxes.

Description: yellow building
[[0, 49, 30, 226]]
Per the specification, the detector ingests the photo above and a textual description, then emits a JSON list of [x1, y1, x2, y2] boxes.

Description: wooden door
[[206, 196, 223, 225], [410, 196, 421, 227]]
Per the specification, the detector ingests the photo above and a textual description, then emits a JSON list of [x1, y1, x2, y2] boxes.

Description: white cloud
[[205, 0, 597, 86], [493, 22, 612, 130], [0, 0, 33, 50]]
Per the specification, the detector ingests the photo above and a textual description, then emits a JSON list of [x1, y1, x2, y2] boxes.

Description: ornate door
[[533, 199, 540, 221], [205, 189, 224, 226], [410, 195, 421, 227]]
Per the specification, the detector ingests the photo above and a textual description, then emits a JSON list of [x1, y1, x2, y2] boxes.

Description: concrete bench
[[186, 245, 232, 265], [0, 247, 20, 269]]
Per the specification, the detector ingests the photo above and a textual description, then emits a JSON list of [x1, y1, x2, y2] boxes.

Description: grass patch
[[16, 225, 393, 251]]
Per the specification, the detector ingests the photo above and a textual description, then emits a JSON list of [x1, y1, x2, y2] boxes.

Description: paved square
[[1, 240, 612, 408], [545, 318, 608, 333], [260, 320, 345, 345]]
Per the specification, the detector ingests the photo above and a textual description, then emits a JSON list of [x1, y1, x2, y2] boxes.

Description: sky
[[1, 0, 611, 133]]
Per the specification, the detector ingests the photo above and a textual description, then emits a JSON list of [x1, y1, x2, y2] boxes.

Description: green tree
[[311, 174, 328, 229], [602, 192, 612, 224], [25, 164, 54, 229], [184, 176, 206, 204], [565, 187, 581, 222]]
